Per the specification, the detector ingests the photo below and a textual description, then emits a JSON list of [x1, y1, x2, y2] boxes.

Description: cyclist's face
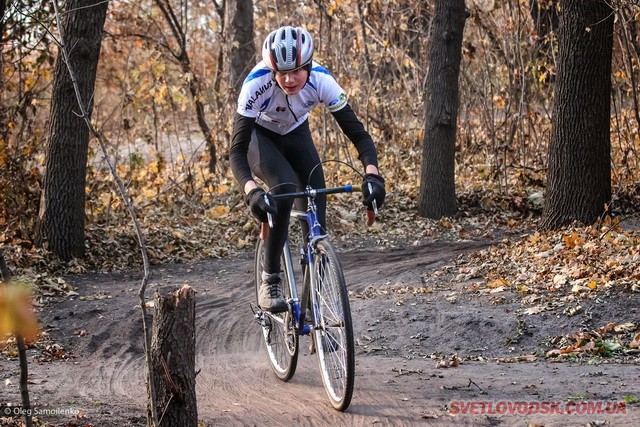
[[274, 68, 308, 95]]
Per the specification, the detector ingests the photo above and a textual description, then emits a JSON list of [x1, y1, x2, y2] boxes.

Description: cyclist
[[230, 25, 385, 313]]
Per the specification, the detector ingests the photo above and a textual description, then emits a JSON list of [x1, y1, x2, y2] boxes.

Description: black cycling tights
[[247, 120, 326, 274]]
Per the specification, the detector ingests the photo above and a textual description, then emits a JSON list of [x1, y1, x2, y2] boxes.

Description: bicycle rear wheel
[[311, 240, 355, 411], [255, 238, 298, 381]]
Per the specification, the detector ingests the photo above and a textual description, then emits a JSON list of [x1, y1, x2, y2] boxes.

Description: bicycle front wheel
[[255, 238, 298, 381], [311, 240, 355, 411]]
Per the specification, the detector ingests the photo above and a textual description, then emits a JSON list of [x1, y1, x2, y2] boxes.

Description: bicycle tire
[[310, 240, 355, 411], [255, 238, 298, 381]]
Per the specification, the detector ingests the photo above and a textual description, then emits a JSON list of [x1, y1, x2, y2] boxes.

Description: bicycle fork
[[253, 240, 312, 336]]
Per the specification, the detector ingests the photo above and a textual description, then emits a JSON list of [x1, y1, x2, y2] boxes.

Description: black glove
[[245, 188, 277, 222], [362, 173, 385, 210]]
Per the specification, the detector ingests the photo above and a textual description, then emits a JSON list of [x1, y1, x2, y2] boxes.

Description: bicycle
[[252, 179, 375, 411]]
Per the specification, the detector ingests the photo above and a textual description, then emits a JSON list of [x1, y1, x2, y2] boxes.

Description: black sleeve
[[229, 112, 256, 189], [331, 103, 378, 168]]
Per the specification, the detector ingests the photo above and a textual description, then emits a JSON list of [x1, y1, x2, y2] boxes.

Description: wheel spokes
[[314, 251, 350, 402]]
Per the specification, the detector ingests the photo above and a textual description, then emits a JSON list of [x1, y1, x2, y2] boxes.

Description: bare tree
[[418, 0, 467, 219], [224, 0, 255, 99], [541, 0, 614, 228], [152, 0, 218, 172], [34, 0, 108, 260]]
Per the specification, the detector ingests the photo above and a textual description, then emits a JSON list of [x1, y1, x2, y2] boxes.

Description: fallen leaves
[[37, 343, 68, 362], [353, 284, 434, 299], [523, 305, 544, 315], [208, 205, 229, 219], [496, 354, 537, 363], [436, 354, 460, 368], [458, 218, 640, 301], [630, 333, 640, 349], [546, 322, 640, 359]]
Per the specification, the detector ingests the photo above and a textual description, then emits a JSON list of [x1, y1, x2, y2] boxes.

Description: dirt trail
[[1, 238, 639, 426]]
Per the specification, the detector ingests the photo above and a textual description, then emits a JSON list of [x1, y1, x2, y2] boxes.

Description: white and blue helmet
[[262, 26, 314, 72]]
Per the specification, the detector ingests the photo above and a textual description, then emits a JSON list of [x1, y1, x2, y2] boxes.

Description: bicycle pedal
[[251, 303, 265, 321]]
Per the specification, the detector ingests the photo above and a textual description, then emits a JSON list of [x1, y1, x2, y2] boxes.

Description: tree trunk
[[147, 285, 197, 427], [34, 0, 108, 260], [418, 0, 467, 219], [224, 0, 255, 99], [221, 0, 254, 170], [541, 0, 614, 229]]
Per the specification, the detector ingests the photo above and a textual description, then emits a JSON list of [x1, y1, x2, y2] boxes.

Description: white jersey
[[236, 61, 348, 134]]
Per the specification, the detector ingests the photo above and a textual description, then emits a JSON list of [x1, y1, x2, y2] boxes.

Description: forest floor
[[1, 214, 640, 426]]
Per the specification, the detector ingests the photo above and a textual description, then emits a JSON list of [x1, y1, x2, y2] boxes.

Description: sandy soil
[[1, 237, 639, 426]]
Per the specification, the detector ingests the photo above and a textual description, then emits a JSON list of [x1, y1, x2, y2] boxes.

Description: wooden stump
[[147, 285, 197, 427]]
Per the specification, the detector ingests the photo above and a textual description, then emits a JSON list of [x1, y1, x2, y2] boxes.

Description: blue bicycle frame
[[271, 184, 357, 335]]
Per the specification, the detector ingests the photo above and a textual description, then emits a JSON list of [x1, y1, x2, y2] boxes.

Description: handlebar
[[262, 184, 376, 234], [270, 184, 361, 201], [269, 184, 377, 215]]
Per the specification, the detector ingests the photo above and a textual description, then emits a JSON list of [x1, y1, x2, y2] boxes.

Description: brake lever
[[264, 194, 274, 228], [367, 182, 379, 216], [366, 182, 377, 226]]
